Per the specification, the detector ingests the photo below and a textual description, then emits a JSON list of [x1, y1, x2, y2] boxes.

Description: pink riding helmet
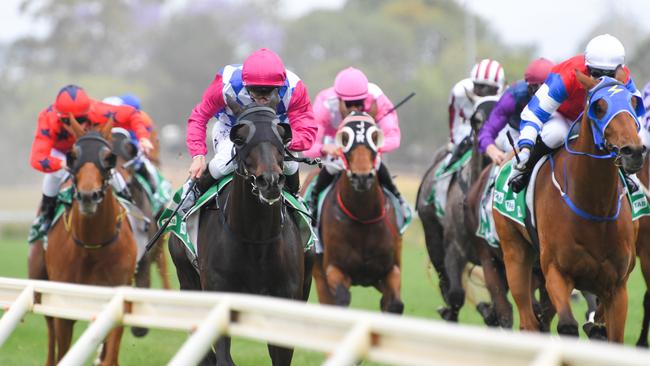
[[242, 48, 287, 87], [334, 67, 369, 101], [524, 58, 554, 84]]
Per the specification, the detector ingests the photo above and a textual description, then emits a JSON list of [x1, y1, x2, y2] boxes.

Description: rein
[[335, 184, 386, 224]]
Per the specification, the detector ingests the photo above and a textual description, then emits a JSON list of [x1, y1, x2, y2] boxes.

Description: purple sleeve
[[478, 92, 517, 153]]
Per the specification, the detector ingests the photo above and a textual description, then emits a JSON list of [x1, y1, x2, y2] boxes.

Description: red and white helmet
[[470, 59, 505, 90]]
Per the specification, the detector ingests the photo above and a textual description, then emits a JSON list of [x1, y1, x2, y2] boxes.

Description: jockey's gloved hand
[[514, 147, 531, 171]]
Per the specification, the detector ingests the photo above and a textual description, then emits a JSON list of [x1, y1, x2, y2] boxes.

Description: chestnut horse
[[310, 113, 403, 313], [168, 95, 312, 366], [45, 117, 136, 365], [495, 71, 644, 342]]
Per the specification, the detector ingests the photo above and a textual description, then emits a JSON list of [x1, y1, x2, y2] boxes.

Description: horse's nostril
[[621, 146, 632, 155]]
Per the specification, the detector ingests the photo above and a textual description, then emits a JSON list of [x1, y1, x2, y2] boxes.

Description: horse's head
[[111, 127, 139, 183], [65, 115, 117, 215], [227, 90, 291, 204], [335, 112, 384, 192], [576, 69, 645, 173], [469, 95, 499, 134]]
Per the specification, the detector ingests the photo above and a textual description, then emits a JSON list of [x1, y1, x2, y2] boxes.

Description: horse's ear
[[267, 88, 280, 111], [575, 69, 597, 91], [614, 67, 626, 84], [99, 117, 114, 141], [65, 148, 78, 171], [100, 147, 117, 170], [276, 122, 292, 146], [230, 123, 249, 146], [226, 95, 244, 117], [66, 114, 86, 138]]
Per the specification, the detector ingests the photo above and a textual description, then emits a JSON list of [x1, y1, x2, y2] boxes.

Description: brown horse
[[310, 113, 403, 313], [44, 117, 136, 365], [495, 70, 643, 342], [635, 153, 650, 346]]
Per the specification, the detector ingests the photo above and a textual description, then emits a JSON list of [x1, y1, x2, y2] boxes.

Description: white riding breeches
[[207, 122, 298, 180], [494, 125, 520, 152], [538, 112, 570, 149]]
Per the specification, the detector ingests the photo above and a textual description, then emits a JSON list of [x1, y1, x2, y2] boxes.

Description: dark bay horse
[[310, 113, 403, 313], [168, 96, 312, 366], [415, 96, 497, 322], [635, 153, 650, 346], [45, 117, 136, 365], [111, 129, 170, 337], [495, 71, 644, 342]]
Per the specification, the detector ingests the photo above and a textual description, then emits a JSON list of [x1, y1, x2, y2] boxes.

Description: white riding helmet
[[470, 59, 506, 90], [585, 34, 625, 71], [102, 96, 124, 106]]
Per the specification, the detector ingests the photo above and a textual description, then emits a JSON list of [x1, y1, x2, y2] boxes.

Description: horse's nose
[[77, 189, 102, 203], [619, 144, 645, 173], [256, 172, 281, 191], [620, 145, 646, 159]]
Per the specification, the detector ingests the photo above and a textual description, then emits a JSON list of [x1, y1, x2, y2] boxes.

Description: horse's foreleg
[[497, 216, 539, 331], [638, 290, 650, 347], [376, 265, 404, 314], [536, 282, 556, 332], [268, 344, 294, 366], [101, 326, 124, 366], [214, 337, 234, 366], [28, 241, 47, 280], [168, 236, 201, 290], [544, 264, 578, 337], [53, 318, 75, 363], [477, 243, 511, 328], [312, 254, 335, 305], [301, 248, 314, 302], [45, 316, 56, 366], [155, 235, 172, 290], [637, 233, 650, 347], [325, 265, 351, 307], [604, 286, 628, 343], [132, 254, 152, 338], [440, 244, 466, 322]]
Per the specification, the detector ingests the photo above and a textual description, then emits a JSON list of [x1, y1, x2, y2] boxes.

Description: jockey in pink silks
[[179, 48, 317, 213], [304, 67, 409, 220]]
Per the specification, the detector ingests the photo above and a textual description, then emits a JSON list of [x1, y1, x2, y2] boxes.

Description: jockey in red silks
[[29, 85, 154, 234], [303, 67, 408, 219], [509, 34, 645, 192], [179, 48, 317, 214]]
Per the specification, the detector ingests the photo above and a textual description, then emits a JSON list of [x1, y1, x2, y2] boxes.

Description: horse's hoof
[[131, 326, 149, 338], [334, 284, 351, 307], [557, 322, 579, 337], [583, 322, 607, 340], [476, 302, 498, 327], [636, 339, 649, 348], [437, 306, 458, 322], [387, 300, 404, 314]]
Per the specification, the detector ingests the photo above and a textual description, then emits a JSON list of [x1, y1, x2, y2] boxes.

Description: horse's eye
[[593, 103, 602, 115]]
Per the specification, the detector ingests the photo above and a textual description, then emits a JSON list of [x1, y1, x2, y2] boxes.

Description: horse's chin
[[258, 190, 282, 205], [621, 157, 643, 174], [78, 202, 99, 216]]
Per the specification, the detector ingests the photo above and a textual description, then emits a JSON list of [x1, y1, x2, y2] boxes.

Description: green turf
[[0, 216, 648, 365]]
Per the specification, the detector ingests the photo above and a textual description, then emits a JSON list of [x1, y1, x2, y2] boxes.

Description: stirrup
[[508, 170, 530, 194]]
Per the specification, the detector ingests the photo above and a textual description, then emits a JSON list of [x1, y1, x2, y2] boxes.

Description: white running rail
[[0, 277, 649, 366]]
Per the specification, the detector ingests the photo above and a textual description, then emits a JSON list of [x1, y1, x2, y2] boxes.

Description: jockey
[[640, 82, 650, 149], [509, 34, 644, 192], [180, 48, 316, 214], [478, 58, 554, 164], [304, 67, 408, 219], [29, 85, 153, 234], [102, 95, 159, 192], [447, 58, 506, 165]]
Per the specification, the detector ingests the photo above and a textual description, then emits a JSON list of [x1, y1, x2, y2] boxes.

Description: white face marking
[[355, 121, 366, 143]]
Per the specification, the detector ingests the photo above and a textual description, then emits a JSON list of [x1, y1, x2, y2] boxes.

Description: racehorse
[[415, 96, 497, 322], [494, 70, 643, 342], [111, 129, 170, 337], [309, 113, 403, 313], [168, 94, 312, 366], [44, 117, 136, 365], [635, 153, 650, 346]]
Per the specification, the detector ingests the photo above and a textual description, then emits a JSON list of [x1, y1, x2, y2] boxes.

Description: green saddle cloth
[[134, 168, 172, 216], [157, 175, 316, 258], [426, 150, 472, 218]]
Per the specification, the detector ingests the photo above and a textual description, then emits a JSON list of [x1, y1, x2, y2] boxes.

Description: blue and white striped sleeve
[[518, 73, 567, 149]]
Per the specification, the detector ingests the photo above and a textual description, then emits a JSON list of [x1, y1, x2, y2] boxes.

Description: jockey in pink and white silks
[[303, 67, 408, 219], [180, 48, 317, 214], [446, 59, 506, 165], [509, 34, 645, 192]]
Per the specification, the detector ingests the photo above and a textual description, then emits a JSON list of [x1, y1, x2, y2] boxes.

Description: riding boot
[[623, 171, 640, 193], [285, 171, 300, 196], [179, 170, 217, 216], [39, 194, 58, 233], [136, 164, 157, 193], [309, 169, 336, 226], [446, 136, 472, 169], [116, 186, 134, 203], [377, 163, 410, 217], [508, 139, 552, 193]]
